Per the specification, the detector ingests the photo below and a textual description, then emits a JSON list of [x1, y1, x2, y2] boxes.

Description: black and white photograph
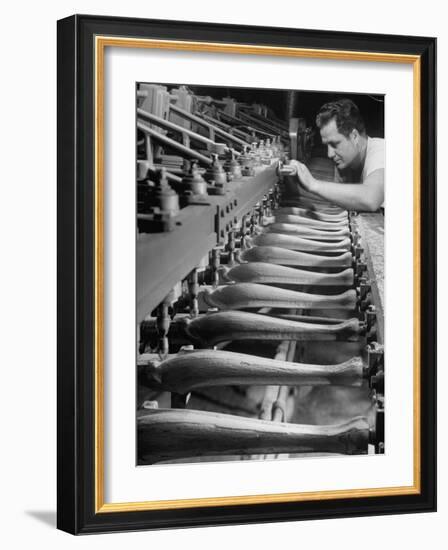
[[53, 10, 436, 537], [136, 83, 385, 466]]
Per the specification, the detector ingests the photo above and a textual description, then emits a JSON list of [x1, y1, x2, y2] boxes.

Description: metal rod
[[200, 113, 253, 142], [238, 110, 288, 136], [219, 111, 275, 138], [137, 120, 212, 165], [169, 103, 249, 148], [138, 107, 222, 148], [238, 107, 289, 132]]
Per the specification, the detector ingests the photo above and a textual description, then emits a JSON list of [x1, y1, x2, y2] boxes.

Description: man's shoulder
[[362, 137, 385, 181], [368, 137, 385, 152]]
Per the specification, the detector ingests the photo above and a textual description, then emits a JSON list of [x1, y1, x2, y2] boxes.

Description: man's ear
[[350, 128, 360, 143]]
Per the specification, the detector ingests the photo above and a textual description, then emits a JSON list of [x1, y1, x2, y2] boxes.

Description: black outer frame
[[57, 14, 437, 535]]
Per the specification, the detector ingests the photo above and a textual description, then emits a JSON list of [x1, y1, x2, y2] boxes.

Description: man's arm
[[290, 161, 384, 212]]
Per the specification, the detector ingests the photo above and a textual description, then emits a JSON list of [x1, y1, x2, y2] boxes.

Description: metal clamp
[[367, 341, 384, 391], [369, 391, 385, 453]]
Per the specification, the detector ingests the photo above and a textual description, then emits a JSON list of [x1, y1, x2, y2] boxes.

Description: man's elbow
[[359, 173, 384, 212], [360, 198, 383, 212]]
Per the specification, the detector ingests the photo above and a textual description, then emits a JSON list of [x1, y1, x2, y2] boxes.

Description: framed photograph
[[57, 14, 436, 534]]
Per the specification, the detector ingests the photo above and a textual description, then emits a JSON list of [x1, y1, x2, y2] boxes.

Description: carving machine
[[136, 84, 385, 465]]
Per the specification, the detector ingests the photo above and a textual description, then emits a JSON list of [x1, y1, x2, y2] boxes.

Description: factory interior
[[135, 83, 384, 465]]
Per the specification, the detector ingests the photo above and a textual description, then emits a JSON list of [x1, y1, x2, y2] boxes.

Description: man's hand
[[289, 160, 316, 193]]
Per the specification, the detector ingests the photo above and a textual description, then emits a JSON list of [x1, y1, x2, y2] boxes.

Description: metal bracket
[[355, 261, 367, 279], [353, 244, 364, 259], [370, 391, 385, 453], [366, 341, 384, 391]]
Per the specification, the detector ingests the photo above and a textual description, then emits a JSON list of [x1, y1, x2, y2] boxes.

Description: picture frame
[[57, 14, 436, 534]]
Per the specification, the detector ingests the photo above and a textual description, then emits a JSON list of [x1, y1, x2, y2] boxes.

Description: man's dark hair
[[316, 99, 366, 137]]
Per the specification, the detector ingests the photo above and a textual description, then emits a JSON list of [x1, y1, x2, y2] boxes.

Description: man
[[290, 99, 384, 211]]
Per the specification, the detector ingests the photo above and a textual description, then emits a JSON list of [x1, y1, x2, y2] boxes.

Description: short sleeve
[[362, 138, 385, 181]]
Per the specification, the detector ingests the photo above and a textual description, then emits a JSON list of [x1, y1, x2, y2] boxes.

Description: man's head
[[316, 99, 367, 171]]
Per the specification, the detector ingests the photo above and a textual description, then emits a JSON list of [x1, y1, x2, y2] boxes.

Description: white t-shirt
[[333, 137, 385, 207], [361, 137, 385, 182]]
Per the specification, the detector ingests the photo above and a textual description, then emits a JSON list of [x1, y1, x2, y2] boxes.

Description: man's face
[[320, 118, 359, 171]]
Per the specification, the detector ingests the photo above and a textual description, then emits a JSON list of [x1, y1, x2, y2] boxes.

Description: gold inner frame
[[94, 36, 421, 513]]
